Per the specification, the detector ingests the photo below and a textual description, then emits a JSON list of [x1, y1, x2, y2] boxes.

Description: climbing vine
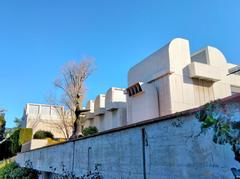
[[195, 101, 240, 177]]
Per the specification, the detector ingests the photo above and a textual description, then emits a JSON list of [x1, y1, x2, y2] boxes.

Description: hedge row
[[0, 128, 32, 160]]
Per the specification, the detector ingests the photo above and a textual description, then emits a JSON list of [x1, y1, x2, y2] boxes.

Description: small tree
[[82, 126, 98, 136]]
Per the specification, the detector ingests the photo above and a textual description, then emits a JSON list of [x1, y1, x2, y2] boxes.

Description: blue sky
[[0, 0, 239, 128]]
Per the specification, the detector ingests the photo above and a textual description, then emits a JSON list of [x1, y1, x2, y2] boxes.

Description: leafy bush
[[0, 158, 13, 169], [19, 128, 33, 145], [0, 162, 38, 179], [33, 130, 54, 139], [0, 162, 17, 176], [82, 126, 98, 136]]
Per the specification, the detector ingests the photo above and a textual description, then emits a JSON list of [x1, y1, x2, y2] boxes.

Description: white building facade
[[23, 38, 240, 134], [84, 87, 127, 131], [22, 103, 69, 138], [83, 38, 240, 130]]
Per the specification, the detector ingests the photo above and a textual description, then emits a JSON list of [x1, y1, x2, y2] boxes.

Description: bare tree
[[48, 59, 95, 139], [44, 105, 75, 140]]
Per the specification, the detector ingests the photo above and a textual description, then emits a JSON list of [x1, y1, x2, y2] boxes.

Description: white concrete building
[[84, 87, 127, 131], [23, 38, 240, 134], [22, 103, 68, 138], [83, 38, 240, 130], [126, 38, 240, 124]]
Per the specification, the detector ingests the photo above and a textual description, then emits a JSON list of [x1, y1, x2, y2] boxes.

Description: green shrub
[[82, 126, 98, 136], [19, 128, 32, 145], [33, 130, 54, 139], [0, 162, 38, 179], [0, 162, 17, 176], [0, 158, 14, 169]]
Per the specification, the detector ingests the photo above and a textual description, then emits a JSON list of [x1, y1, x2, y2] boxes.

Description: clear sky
[[0, 0, 239, 128]]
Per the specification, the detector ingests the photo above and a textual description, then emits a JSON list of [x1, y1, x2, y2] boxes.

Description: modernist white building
[[84, 38, 240, 131], [23, 38, 240, 134], [84, 88, 127, 131], [22, 103, 69, 138]]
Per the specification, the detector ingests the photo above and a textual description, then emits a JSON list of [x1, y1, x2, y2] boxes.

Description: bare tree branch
[[46, 58, 95, 139]]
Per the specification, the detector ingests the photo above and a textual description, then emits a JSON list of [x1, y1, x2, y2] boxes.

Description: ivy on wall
[[195, 101, 240, 178]]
